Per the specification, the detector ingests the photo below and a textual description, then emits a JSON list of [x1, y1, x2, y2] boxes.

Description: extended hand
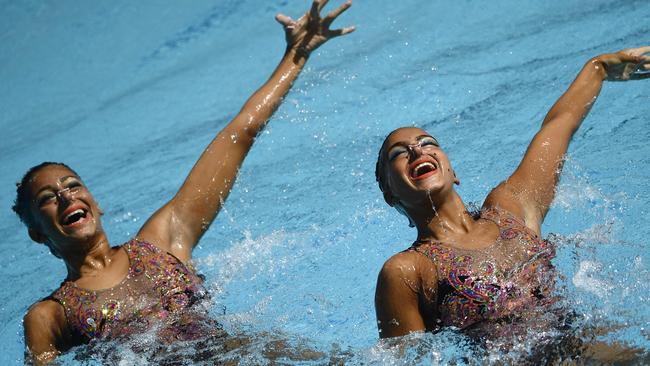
[[596, 46, 650, 81], [276, 0, 355, 57]]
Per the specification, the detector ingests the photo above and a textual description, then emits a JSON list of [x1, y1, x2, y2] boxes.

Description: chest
[[55, 245, 205, 339]]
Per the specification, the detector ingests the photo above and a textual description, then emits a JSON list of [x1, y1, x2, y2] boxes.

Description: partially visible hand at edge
[[595, 46, 650, 81], [276, 0, 355, 60]]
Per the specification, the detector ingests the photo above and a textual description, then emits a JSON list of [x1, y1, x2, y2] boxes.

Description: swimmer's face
[[379, 127, 458, 207], [26, 165, 104, 253]]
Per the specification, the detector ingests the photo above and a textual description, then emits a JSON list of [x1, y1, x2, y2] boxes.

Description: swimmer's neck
[[60, 232, 114, 280], [413, 191, 476, 242]]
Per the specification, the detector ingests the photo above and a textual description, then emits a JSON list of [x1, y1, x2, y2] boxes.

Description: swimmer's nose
[[407, 143, 422, 158], [56, 187, 73, 203]]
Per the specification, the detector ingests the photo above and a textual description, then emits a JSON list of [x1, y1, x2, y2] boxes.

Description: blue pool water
[[1, 0, 649, 364]]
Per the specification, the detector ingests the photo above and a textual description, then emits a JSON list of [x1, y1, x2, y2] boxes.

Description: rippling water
[[1, 0, 649, 364]]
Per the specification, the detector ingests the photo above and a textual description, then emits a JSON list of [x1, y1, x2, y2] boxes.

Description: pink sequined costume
[[48, 239, 212, 343], [410, 207, 557, 330]]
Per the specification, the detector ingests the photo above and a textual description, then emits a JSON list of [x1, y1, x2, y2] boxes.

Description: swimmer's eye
[[37, 193, 56, 206], [66, 181, 83, 193], [388, 146, 408, 161], [35, 181, 83, 206], [419, 136, 439, 147]]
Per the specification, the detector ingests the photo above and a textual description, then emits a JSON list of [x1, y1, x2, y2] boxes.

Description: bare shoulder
[[378, 250, 437, 288], [136, 202, 193, 263], [483, 181, 542, 235], [24, 299, 68, 362], [24, 299, 64, 327], [375, 249, 439, 336]]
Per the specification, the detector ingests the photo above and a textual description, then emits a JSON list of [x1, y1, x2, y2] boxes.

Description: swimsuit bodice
[[49, 239, 210, 342], [410, 207, 557, 329]]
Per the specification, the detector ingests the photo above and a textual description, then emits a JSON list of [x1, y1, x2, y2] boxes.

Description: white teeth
[[64, 209, 84, 223], [415, 162, 435, 170], [411, 161, 437, 178]]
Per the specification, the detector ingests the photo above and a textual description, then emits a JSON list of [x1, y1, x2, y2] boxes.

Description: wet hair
[[375, 133, 392, 195], [375, 130, 416, 227], [12, 162, 79, 228]]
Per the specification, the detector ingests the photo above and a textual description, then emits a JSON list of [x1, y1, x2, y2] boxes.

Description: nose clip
[[56, 187, 73, 200], [406, 142, 421, 155]]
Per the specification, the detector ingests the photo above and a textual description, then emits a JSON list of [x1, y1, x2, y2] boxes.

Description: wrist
[[283, 46, 309, 66], [588, 57, 607, 80]]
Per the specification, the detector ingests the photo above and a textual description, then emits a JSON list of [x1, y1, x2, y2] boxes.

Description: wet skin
[[28, 166, 104, 255], [381, 128, 459, 221], [26, 165, 131, 290], [22, 1, 357, 364], [380, 127, 499, 250], [375, 46, 650, 339]]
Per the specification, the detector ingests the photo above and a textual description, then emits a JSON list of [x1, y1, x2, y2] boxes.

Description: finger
[[633, 46, 650, 56], [323, 0, 352, 25], [327, 26, 356, 38], [618, 53, 642, 64], [310, 0, 321, 19], [629, 72, 650, 81], [623, 46, 650, 57], [318, 0, 330, 12], [275, 13, 294, 28]]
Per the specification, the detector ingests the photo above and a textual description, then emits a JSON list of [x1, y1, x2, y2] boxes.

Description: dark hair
[[12, 162, 79, 228], [375, 131, 396, 195]]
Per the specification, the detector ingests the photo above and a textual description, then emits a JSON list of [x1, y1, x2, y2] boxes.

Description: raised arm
[[484, 46, 650, 234], [138, 0, 354, 262]]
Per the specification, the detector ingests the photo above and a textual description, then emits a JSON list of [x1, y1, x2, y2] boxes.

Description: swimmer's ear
[[28, 227, 48, 244], [450, 169, 460, 186]]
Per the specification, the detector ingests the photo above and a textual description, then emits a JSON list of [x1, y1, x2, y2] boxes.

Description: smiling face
[[25, 164, 104, 252], [378, 127, 458, 209]]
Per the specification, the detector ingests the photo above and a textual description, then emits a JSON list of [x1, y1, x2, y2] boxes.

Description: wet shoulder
[[481, 206, 541, 239], [380, 249, 438, 285], [24, 299, 67, 344], [481, 206, 553, 256], [25, 299, 64, 324], [127, 238, 198, 271]]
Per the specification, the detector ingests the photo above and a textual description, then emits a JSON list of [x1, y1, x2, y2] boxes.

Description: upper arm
[[136, 52, 306, 259], [375, 252, 438, 338], [483, 116, 577, 235], [485, 60, 605, 231], [24, 300, 68, 365], [136, 124, 255, 262]]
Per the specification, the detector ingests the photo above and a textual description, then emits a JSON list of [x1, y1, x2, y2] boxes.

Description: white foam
[[572, 260, 614, 298]]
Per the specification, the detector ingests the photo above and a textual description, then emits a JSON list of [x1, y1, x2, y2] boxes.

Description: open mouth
[[410, 161, 438, 180], [61, 208, 88, 227]]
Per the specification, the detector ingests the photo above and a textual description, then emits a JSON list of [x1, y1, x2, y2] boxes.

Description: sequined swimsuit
[[49, 239, 210, 342], [410, 207, 557, 329]]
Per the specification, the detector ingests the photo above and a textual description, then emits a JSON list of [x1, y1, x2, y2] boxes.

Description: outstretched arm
[[138, 0, 354, 262], [484, 46, 650, 234]]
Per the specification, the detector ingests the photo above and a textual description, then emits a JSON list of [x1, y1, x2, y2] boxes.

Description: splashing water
[[2, 0, 650, 364]]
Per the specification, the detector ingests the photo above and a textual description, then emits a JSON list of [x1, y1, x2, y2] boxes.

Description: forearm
[[186, 48, 308, 191], [498, 60, 606, 227], [542, 58, 606, 129], [230, 48, 307, 143], [166, 49, 309, 247], [145, 0, 355, 256]]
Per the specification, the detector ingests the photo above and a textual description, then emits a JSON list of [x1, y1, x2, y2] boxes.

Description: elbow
[[224, 117, 262, 145]]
